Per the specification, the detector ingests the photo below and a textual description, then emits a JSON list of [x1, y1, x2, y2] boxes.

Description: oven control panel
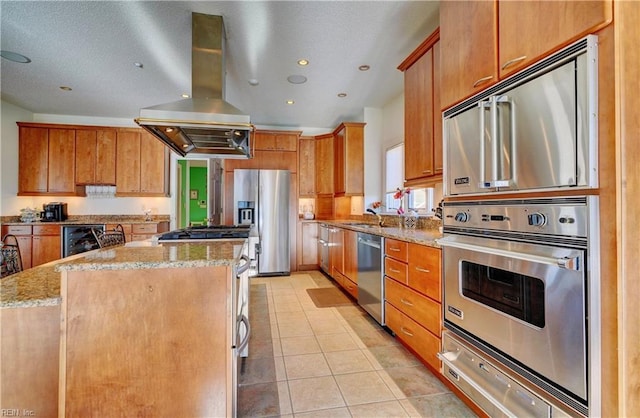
[[443, 198, 588, 238]]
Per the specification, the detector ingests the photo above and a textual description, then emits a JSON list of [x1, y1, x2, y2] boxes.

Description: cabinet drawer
[[408, 245, 442, 302], [3, 225, 32, 235], [385, 239, 408, 262], [132, 223, 159, 234], [385, 302, 441, 371], [106, 223, 132, 234], [385, 257, 407, 284], [32, 224, 61, 236], [385, 277, 441, 336]]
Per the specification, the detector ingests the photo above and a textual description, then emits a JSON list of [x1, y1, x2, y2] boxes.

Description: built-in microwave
[[443, 35, 598, 197]]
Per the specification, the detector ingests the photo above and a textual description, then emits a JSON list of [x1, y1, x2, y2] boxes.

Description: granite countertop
[[1, 215, 170, 226], [322, 220, 443, 248], [1, 239, 246, 308]]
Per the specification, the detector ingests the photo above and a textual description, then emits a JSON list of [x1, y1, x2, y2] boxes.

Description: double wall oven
[[439, 36, 601, 418]]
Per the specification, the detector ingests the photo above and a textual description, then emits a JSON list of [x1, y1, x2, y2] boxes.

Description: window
[[383, 143, 443, 216]]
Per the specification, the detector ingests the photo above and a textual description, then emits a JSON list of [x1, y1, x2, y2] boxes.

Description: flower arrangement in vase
[[393, 187, 410, 214]]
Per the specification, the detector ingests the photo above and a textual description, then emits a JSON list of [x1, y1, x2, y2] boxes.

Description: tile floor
[[238, 271, 475, 417]]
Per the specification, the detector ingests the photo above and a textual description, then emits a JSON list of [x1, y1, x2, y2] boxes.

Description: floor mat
[[306, 286, 354, 308]]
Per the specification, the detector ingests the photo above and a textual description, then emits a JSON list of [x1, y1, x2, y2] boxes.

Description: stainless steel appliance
[[357, 232, 384, 325], [41, 202, 68, 222], [135, 13, 253, 158], [444, 35, 598, 197], [438, 196, 601, 417], [318, 223, 330, 274], [158, 225, 252, 240], [62, 224, 104, 257], [233, 169, 290, 276]]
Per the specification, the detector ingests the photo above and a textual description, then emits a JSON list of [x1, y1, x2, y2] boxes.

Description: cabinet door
[[298, 138, 316, 196], [343, 229, 358, 283], [18, 126, 49, 194], [432, 40, 443, 175], [75, 129, 97, 184], [275, 134, 298, 151], [333, 128, 345, 194], [140, 132, 169, 195], [329, 228, 344, 277], [343, 124, 364, 195], [254, 132, 277, 150], [300, 222, 318, 266], [315, 135, 334, 195], [498, 1, 612, 78], [95, 130, 117, 185], [47, 128, 76, 193], [440, 0, 498, 109], [32, 235, 61, 267], [404, 48, 434, 181], [116, 131, 141, 194]]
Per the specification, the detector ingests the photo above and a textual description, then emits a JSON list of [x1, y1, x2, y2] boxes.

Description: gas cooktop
[[158, 225, 252, 241]]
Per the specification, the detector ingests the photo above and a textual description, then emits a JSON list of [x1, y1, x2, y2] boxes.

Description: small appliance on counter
[[41, 202, 68, 222]]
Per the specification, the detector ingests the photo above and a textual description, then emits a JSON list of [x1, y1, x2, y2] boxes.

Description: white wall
[[0, 100, 173, 219]]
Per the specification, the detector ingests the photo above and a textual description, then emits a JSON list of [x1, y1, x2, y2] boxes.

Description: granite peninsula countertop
[[1, 239, 246, 308]]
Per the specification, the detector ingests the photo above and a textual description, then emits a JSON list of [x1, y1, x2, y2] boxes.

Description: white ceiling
[[1, 1, 439, 131]]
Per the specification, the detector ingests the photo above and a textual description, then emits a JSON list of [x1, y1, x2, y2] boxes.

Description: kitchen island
[[1, 239, 246, 417]]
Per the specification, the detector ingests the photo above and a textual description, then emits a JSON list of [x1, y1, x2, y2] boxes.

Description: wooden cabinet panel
[[254, 130, 299, 151], [385, 277, 441, 336], [384, 258, 408, 285], [77, 129, 117, 185], [333, 123, 364, 196], [432, 40, 443, 175], [440, 0, 498, 109], [31, 235, 61, 267], [385, 302, 441, 371], [299, 222, 318, 267], [408, 245, 441, 302], [140, 131, 169, 195], [1, 225, 33, 269], [343, 229, 358, 283], [116, 130, 141, 194], [298, 137, 316, 196], [498, 1, 612, 78], [315, 134, 334, 195], [18, 127, 49, 194], [385, 238, 408, 263], [95, 130, 117, 184], [329, 227, 344, 278], [47, 129, 76, 193]]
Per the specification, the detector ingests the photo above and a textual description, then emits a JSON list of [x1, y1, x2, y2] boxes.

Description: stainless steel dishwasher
[[357, 232, 384, 325]]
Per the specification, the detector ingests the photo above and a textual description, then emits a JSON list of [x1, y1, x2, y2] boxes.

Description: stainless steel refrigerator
[[233, 169, 290, 276]]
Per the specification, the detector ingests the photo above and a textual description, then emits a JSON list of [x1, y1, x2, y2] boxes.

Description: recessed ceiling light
[[286, 100, 295, 105], [248, 79, 259, 86], [134, 62, 144, 69], [337, 93, 347, 98], [0, 50, 31, 63], [297, 59, 309, 66], [59, 86, 73, 91], [181, 94, 190, 98], [287, 75, 307, 84], [358, 65, 370, 71]]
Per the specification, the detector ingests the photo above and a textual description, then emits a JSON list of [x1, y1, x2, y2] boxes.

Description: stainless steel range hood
[[135, 13, 253, 158]]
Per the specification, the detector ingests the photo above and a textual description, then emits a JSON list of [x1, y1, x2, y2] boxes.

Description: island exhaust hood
[[135, 13, 253, 158]]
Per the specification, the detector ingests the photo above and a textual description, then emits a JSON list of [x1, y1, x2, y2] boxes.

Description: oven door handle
[[438, 350, 518, 418], [438, 239, 582, 271]]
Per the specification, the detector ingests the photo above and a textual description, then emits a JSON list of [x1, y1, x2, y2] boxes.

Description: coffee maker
[[41, 202, 68, 222]]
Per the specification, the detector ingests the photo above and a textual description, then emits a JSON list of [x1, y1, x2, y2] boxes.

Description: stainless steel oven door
[[440, 235, 587, 402]]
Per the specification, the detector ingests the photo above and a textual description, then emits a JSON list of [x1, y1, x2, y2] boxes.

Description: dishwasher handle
[[358, 237, 381, 249]]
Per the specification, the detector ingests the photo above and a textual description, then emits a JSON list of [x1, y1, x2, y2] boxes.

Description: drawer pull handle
[[473, 75, 493, 88], [400, 327, 414, 337], [389, 247, 401, 252], [400, 298, 414, 307], [389, 268, 401, 273], [501, 55, 527, 70], [415, 267, 430, 273]]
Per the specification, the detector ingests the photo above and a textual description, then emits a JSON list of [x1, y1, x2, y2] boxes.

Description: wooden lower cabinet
[[385, 303, 441, 371], [32, 224, 61, 267], [384, 240, 442, 371], [298, 221, 318, 269], [107, 222, 169, 242]]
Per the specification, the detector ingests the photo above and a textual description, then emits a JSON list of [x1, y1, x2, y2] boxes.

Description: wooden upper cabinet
[[18, 126, 49, 194], [333, 122, 365, 196], [76, 129, 116, 185], [315, 134, 334, 195], [498, 1, 612, 78], [399, 30, 441, 186], [116, 130, 169, 196], [254, 130, 299, 151], [440, 0, 498, 109], [17, 124, 76, 195], [140, 131, 169, 195], [440, 0, 612, 109], [298, 137, 316, 196]]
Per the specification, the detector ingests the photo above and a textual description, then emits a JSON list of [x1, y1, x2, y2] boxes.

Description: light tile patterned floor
[[238, 271, 475, 418]]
